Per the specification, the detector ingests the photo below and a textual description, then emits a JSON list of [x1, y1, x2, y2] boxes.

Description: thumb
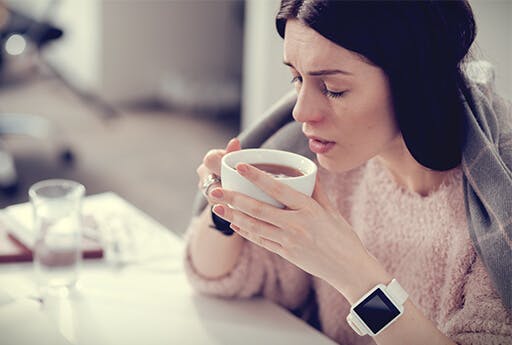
[[225, 137, 241, 153]]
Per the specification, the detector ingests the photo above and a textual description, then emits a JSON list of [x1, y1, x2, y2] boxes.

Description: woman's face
[[284, 19, 401, 172]]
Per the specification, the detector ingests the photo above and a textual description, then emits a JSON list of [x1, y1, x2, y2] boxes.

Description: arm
[[186, 138, 245, 280], [184, 211, 312, 307], [330, 253, 459, 345], [184, 138, 312, 309], [187, 206, 245, 280]]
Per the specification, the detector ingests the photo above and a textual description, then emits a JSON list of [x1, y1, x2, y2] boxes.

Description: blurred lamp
[[4, 33, 26, 55]]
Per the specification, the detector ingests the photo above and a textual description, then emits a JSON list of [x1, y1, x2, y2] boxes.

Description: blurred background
[[0, 0, 509, 236]]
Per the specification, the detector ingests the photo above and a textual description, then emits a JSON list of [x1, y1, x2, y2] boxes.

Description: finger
[[196, 164, 220, 187], [232, 223, 284, 256], [196, 165, 222, 204], [202, 139, 240, 177], [235, 163, 309, 210], [203, 149, 226, 176], [212, 204, 285, 246], [209, 187, 288, 229], [225, 137, 241, 153], [201, 183, 221, 205], [196, 164, 210, 184]]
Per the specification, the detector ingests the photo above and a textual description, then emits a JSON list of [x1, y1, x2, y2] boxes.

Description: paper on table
[[0, 207, 34, 248], [0, 203, 103, 261], [0, 220, 32, 263], [1, 192, 184, 265]]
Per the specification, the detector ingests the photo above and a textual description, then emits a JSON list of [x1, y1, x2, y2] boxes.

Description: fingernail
[[236, 163, 249, 175], [210, 188, 223, 199], [213, 205, 225, 216], [230, 224, 240, 231]]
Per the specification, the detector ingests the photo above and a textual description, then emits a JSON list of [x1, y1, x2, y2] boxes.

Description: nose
[[292, 87, 325, 124]]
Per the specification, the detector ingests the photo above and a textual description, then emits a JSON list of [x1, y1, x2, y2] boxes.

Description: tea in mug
[[250, 163, 304, 178]]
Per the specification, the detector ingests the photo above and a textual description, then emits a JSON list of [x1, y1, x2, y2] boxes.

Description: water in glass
[[30, 180, 85, 291]]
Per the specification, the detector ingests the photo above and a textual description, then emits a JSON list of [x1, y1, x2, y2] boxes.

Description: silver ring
[[201, 173, 221, 199]]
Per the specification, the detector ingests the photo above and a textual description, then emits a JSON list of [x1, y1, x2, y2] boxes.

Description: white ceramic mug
[[221, 149, 317, 208]]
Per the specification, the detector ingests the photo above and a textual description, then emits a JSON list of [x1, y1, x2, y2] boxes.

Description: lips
[[305, 134, 336, 154]]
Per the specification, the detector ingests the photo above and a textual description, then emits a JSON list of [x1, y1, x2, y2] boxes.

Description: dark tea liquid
[[250, 163, 304, 178]]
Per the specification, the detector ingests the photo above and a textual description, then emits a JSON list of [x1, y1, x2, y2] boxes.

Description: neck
[[377, 136, 457, 197]]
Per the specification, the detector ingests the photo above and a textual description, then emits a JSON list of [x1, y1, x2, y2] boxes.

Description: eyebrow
[[283, 61, 352, 76]]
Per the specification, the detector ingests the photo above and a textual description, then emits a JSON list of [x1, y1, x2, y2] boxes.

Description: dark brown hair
[[276, 0, 477, 171]]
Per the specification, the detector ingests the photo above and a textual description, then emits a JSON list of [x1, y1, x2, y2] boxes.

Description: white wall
[[241, 0, 512, 129], [7, 0, 244, 107], [470, 0, 512, 100], [46, 0, 102, 93], [242, 0, 291, 129], [100, 0, 243, 104]]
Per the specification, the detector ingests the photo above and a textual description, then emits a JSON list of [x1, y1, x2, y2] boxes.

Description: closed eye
[[322, 87, 346, 99], [290, 75, 302, 84], [291, 75, 346, 99], [321, 80, 347, 99]]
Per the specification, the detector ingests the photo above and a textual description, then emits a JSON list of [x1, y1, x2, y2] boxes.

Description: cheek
[[353, 86, 398, 141], [364, 110, 398, 142], [339, 103, 396, 144], [324, 95, 398, 171]]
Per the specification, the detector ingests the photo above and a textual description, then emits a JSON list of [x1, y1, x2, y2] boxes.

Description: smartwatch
[[346, 279, 408, 337]]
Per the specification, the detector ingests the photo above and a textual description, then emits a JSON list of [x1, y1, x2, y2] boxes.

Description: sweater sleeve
[[183, 216, 312, 311], [440, 257, 512, 345]]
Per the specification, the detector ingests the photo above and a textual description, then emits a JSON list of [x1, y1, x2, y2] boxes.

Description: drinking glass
[[29, 179, 85, 292]]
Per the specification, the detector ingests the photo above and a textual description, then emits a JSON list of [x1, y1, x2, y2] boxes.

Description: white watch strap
[[346, 313, 365, 336], [387, 278, 408, 305]]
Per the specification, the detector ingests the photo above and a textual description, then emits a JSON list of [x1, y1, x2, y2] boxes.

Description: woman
[[185, 1, 511, 344]]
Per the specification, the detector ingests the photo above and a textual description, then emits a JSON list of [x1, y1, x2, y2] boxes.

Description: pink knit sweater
[[184, 158, 512, 345]]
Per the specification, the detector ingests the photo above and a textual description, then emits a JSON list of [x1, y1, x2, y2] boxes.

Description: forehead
[[283, 19, 362, 70]]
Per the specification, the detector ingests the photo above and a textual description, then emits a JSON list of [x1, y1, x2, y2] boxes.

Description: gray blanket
[[460, 63, 512, 311]]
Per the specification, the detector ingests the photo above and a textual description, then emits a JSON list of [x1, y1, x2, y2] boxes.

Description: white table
[[0, 193, 336, 345]]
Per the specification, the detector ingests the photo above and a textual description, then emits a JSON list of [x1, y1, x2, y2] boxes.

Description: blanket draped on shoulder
[[461, 61, 512, 311]]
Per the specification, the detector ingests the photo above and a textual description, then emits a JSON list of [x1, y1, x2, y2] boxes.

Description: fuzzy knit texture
[[184, 158, 512, 345]]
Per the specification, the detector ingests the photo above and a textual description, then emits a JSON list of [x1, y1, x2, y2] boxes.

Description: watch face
[[353, 288, 401, 334]]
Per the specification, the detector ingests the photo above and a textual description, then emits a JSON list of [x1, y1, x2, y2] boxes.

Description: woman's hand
[[196, 138, 241, 204], [209, 162, 381, 296], [190, 138, 245, 279]]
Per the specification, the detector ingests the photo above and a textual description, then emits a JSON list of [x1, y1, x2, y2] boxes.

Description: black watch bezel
[[352, 287, 401, 335]]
